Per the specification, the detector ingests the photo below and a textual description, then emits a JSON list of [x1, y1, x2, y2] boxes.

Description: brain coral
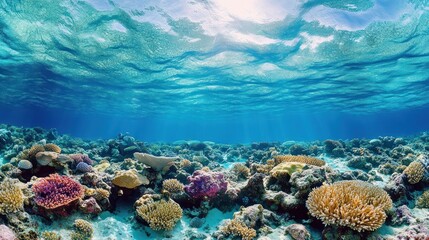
[[136, 199, 183, 231], [274, 155, 325, 167], [28, 144, 45, 161], [306, 180, 392, 232], [270, 162, 306, 179], [0, 178, 24, 214], [404, 161, 424, 184], [32, 174, 84, 209]]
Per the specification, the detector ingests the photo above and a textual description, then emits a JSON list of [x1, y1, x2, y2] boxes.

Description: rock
[[239, 173, 266, 202], [286, 224, 311, 240], [290, 166, 326, 199], [0, 224, 16, 240], [391, 205, 415, 226], [79, 197, 102, 214]]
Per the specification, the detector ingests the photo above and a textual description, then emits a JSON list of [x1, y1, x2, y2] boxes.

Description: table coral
[[306, 180, 392, 232], [32, 174, 84, 209], [0, 178, 24, 214], [184, 170, 227, 199]]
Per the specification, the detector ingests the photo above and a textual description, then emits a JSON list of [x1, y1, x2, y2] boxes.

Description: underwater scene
[[1, 0, 429, 239]]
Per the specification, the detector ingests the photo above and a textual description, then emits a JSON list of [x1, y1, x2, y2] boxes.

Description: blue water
[[0, 0, 429, 143]]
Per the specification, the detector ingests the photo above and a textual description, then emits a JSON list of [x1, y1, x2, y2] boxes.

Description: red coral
[[32, 174, 84, 209]]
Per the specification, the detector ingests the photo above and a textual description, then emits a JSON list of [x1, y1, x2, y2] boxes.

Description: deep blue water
[[0, 0, 429, 143]]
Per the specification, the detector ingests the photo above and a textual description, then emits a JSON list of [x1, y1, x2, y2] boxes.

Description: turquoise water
[[0, 0, 429, 141]]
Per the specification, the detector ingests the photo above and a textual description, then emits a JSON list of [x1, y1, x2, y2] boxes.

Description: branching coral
[[220, 219, 257, 240], [306, 180, 392, 232], [32, 174, 84, 209], [136, 199, 182, 231], [0, 178, 24, 214], [404, 161, 424, 184], [162, 179, 184, 194], [274, 155, 325, 167]]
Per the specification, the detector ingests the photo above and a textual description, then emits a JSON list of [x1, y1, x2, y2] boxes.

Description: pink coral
[[184, 170, 228, 199], [32, 174, 84, 209], [69, 154, 93, 168]]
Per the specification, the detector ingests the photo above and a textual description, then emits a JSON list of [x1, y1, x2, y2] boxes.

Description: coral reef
[[403, 161, 424, 184], [306, 180, 392, 232], [111, 169, 149, 189], [274, 155, 326, 167], [162, 179, 184, 194], [220, 219, 257, 240]]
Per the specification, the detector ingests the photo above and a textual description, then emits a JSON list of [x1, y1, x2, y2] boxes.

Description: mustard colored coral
[[0, 178, 24, 214], [71, 219, 93, 240], [44, 143, 61, 154], [306, 180, 392, 232], [404, 161, 424, 184], [270, 162, 306, 178], [162, 179, 184, 194], [417, 190, 429, 208], [112, 169, 149, 189], [274, 155, 326, 167], [232, 163, 250, 179], [136, 198, 182, 231], [221, 219, 257, 240]]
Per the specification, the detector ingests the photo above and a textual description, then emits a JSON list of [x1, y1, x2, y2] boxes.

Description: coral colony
[[0, 125, 429, 239]]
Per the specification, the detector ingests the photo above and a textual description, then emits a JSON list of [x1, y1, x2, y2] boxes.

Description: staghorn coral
[[136, 199, 182, 231], [71, 219, 93, 240], [162, 179, 184, 194], [28, 144, 45, 161], [306, 180, 392, 232], [403, 161, 424, 184], [220, 219, 257, 240], [0, 178, 24, 214], [112, 169, 149, 189], [416, 191, 429, 208], [41, 231, 61, 240], [232, 163, 250, 179], [44, 143, 61, 154], [32, 174, 84, 209], [274, 155, 325, 167], [184, 170, 227, 199]]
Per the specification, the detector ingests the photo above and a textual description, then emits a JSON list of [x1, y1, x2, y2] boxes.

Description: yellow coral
[[270, 162, 306, 179], [94, 188, 110, 200], [274, 155, 325, 167], [306, 180, 392, 232], [28, 144, 45, 161], [221, 219, 257, 240], [44, 143, 61, 154], [232, 163, 250, 179], [71, 219, 93, 240], [136, 199, 182, 231], [41, 231, 61, 240], [0, 178, 24, 214], [162, 179, 184, 194], [417, 191, 429, 208], [112, 169, 149, 189], [93, 162, 110, 172], [180, 159, 191, 168], [404, 161, 424, 184]]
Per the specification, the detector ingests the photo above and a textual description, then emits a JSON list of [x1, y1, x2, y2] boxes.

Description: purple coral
[[76, 162, 93, 173], [69, 154, 93, 169], [184, 170, 228, 199]]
